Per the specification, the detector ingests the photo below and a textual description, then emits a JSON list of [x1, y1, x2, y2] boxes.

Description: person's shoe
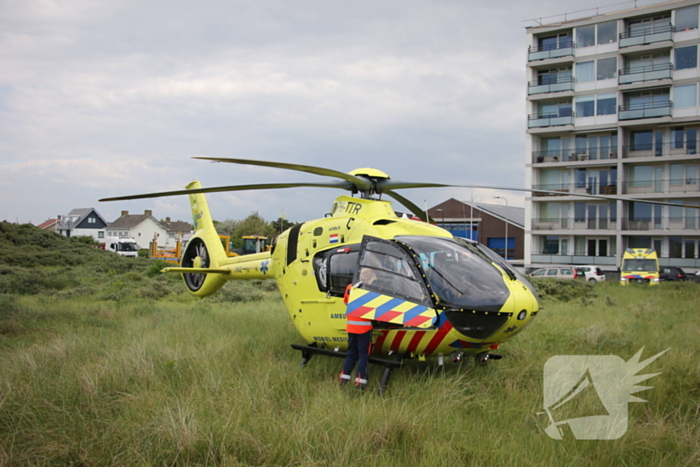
[[339, 372, 351, 387], [355, 374, 368, 390]]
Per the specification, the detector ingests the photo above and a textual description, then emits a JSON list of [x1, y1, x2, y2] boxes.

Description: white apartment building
[[526, 0, 700, 271]]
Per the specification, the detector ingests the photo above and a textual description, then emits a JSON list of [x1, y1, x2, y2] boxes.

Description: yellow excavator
[[150, 233, 271, 264]]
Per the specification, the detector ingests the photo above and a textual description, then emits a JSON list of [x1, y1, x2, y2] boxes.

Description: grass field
[[0, 223, 698, 466], [1, 278, 699, 466]]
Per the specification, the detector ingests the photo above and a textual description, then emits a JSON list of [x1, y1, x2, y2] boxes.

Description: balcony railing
[[622, 216, 700, 231], [620, 177, 700, 194], [530, 254, 618, 266], [618, 100, 672, 120], [532, 149, 618, 163], [622, 141, 698, 158], [528, 76, 575, 95], [531, 182, 618, 196], [618, 62, 673, 85], [528, 110, 574, 128], [532, 217, 618, 231], [528, 41, 575, 61], [619, 24, 674, 48]]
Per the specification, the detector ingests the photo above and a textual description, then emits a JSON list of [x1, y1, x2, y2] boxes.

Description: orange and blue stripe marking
[[346, 289, 436, 328]]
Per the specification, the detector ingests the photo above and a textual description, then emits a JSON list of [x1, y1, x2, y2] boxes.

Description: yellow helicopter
[[100, 157, 696, 392]]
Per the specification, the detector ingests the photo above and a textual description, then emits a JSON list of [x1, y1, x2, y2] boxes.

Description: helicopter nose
[[443, 309, 512, 340]]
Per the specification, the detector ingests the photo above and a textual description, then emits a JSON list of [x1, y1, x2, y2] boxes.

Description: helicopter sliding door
[[346, 236, 436, 329]]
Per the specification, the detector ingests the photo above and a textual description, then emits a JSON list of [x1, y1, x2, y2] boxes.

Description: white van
[[103, 237, 140, 257]]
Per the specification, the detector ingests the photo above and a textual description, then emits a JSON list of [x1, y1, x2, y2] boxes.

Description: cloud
[[1, 0, 604, 224]]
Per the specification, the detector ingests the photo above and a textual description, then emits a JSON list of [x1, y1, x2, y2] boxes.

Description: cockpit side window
[[312, 245, 360, 296]]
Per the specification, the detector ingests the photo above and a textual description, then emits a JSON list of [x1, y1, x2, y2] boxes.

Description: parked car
[[528, 267, 577, 279], [659, 267, 688, 282], [575, 266, 606, 283]]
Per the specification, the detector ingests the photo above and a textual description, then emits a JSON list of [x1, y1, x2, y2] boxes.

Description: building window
[[537, 67, 572, 85], [626, 52, 670, 72], [675, 45, 697, 70], [98, 231, 104, 238], [576, 61, 594, 82], [628, 15, 671, 35], [576, 96, 594, 117], [597, 57, 616, 80], [630, 130, 653, 151], [671, 163, 684, 185], [539, 34, 573, 51], [597, 21, 617, 44], [630, 165, 652, 187], [623, 89, 671, 110], [576, 25, 595, 48], [674, 84, 697, 108], [539, 102, 572, 117], [88, 217, 96, 224], [596, 94, 617, 115], [543, 236, 560, 254], [669, 237, 683, 258], [672, 127, 685, 149], [676, 5, 699, 31]]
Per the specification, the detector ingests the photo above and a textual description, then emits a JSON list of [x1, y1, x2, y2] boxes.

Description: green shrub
[[530, 278, 594, 302]]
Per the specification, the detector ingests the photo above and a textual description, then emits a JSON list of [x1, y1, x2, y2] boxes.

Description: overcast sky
[[0, 0, 656, 225]]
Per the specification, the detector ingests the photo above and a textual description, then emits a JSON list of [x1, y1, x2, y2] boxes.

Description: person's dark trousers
[[342, 330, 372, 378]]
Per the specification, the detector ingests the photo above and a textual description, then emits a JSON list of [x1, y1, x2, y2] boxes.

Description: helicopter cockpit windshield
[[394, 236, 511, 311]]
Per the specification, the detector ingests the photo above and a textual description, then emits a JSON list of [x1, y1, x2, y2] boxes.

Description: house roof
[[56, 208, 109, 231], [429, 198, 524, 229], [109, 211, 163, 230], [464, 201, 525, 229], [37, 218, 58, 230], [160, 219, 193, 234]]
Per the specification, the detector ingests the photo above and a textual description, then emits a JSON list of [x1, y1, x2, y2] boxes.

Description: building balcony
[[530, 254, 618, 266], [618, 100, 672, 120], [621, 216, 700, 231], [620, 178, 700, 195], [532, 217, 618, 231], [622, 141, 698, 159], [619, 24, 674, 48], [528, 42, 575, 62], [532, 182, 618, 196], [528, 76, 575, 95], [528, 111, 574, 128], [532, 149, 618, 164], [618, 63, 672, 85]]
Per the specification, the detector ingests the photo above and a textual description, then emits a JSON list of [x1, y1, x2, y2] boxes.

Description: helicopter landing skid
[[291, 344, 404, 394]]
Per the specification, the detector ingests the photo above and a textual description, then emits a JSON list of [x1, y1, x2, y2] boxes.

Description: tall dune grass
[[1, 279, 699, 466]]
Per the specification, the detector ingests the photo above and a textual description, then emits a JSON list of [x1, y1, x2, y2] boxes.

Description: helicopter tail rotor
[[177, 181, 229, 296]]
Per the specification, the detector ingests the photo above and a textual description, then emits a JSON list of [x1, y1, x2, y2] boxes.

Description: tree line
[[213, 212, 295, 249]]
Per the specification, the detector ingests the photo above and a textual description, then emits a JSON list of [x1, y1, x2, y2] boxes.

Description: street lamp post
[[494, 197, 508, 260]]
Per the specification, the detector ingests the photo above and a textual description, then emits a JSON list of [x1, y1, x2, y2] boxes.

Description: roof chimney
[[166, 217, 171, 222], [121, 210, 129, 217], [145, 210, 152, 216]]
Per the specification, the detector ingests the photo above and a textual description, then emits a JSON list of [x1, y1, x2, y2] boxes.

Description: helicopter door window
[[356, 238, 430, 306], [328, 252, 359, 295]]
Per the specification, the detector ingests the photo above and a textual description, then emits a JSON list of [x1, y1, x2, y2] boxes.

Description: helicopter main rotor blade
[[378, 179, 700, 210], [193, 157, 373, 192], [382, 190, 434, 223], [100, 181, 353, 202]]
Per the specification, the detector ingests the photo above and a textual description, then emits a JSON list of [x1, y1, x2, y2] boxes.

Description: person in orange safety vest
[[339, 268, 375, 389]]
